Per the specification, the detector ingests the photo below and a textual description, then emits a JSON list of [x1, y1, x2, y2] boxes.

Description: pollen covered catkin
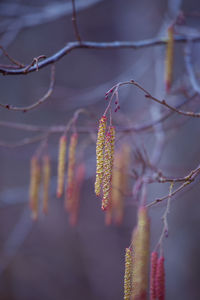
[[57, 135, 67, 198], [65, 133, 78, 211], [124, 247, 133, 300], [95, 116, 107, 196], [29, 156, 41, 220], [42, 155, 51, 214], [165, 26, 174, 93], [102, 126, 115, 211], [131, 206, 150, 300]]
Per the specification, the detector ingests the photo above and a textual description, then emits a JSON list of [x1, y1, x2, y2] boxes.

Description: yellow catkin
[[57, 135, 67, 198], [29, 156, 41, 220], [124, 247, 133, 300], [165, 26, 174, 93], [102, 126, 115, 211], [110, 144, 130, 224], [95, 116, 107, 196], [131, 206, 150, 300], [65, 133, 78, 211], [42, 155, 51, 214]]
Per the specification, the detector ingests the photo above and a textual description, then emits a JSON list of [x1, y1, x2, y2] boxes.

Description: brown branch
[[1, 35, 200, 75], [0, 45, 24, 67], [109, 80, 200, 118], [71, 0, 81, 42], [147, 165, 200, 208], [0, 65, 55, 112]]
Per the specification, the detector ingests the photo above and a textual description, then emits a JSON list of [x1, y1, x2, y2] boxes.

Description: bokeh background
[[0, 0, 200, 299]]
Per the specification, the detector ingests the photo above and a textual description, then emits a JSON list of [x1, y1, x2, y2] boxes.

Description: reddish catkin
[[102, 126, 115, 211], [68, 163, 85, 226], [165, 26, 174, 93], [57, 135, 67, 198], [65, 133, 78, 211], [150, 252, 158, 300], [29, 156, 41, 220], [131, 206, 150, 300], [124, 247, 133, 300], [42, 155, 51, 214], [156, 256, 165, 300], [95, 116, 107, 196]]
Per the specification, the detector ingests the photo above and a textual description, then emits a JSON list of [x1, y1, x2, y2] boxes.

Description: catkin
[[57, 135, 67, 198], [165, 26, 174, 93], [68, 163, 85, 226], [42, 155, 51, 214], [102, 126, 115, 211], [124, 247, 133, 300], [65, 133, 78, 211], [156, 256, 165, 300], [131, 206, 150, 300], [29, 156, 41, 220], [150, 251, 158, 300], [95, 116, 107, 196]]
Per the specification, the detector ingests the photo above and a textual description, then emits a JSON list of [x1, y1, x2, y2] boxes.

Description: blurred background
[[0, 0, 200, 299]]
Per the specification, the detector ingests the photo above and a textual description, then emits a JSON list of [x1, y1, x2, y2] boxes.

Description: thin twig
[[71, 0, 81, 42], [0, 65, 55, 112]]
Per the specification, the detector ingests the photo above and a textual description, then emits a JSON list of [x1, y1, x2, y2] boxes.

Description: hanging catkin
[[131, 206, 150, 300], [165, 26, 174, 93], [42, 155, 51, 214], [95, 116, 107, 196], [57, 135, 67, 198], [29, 156, 41, 220], [156, 256, 165, 300], [150, 251, 158, 300], [65, 133, 78, 211], [102, 126, 115, 211], [68, 163, 85, 226], [124, 247, 133, 300]]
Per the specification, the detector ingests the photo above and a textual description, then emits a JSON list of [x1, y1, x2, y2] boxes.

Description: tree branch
[[1, 35, 200, 75], [0, 65, 55, 112]]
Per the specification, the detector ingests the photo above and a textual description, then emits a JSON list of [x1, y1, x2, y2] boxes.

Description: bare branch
[[1, 35, 200, 75], [0, 65, 55, 112]]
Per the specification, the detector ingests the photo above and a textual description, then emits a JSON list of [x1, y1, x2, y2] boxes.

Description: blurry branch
[[0, 65, 55, 112], [184, 41, 200, 94], [1, 35, 200, 75], [71, 0, 81, 42], [0, 0, 103, 48], [0, 133, 47, 148]]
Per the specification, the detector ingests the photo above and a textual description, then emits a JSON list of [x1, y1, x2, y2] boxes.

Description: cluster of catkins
[[29, 132, 85, 225], [124, 206, 165, 300]]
